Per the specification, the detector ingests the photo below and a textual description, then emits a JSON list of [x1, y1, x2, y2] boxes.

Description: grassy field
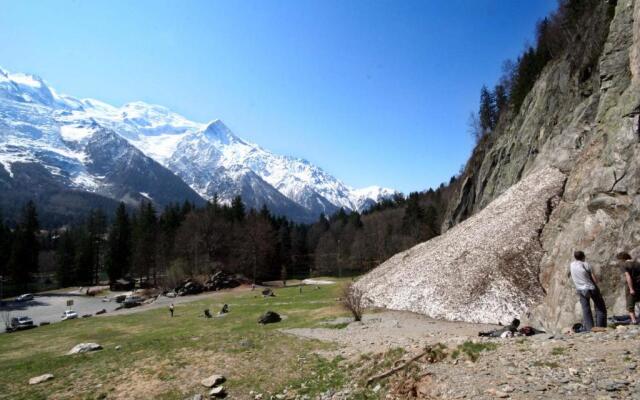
[[0, 280, 359, 400]]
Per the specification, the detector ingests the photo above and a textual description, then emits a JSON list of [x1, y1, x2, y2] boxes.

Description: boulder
[[67, 343, 103, 355], [28, 374, 54, 385], [203, 270, 244, 291], [209, 386, 226, 398], [176, 279, 204, 296], [356, 167, 566, 324], [201, 374, 225, 388], [258, 311, 281, 324]]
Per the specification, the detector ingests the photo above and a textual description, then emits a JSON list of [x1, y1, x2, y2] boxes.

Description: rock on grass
[[67, 343, 103, 355], [209, 386, 226, 398], [201, 374, 225, 388], [28, 374, 54, 385]]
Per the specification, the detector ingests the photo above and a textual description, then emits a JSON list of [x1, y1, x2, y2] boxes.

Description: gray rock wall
[[446, 0, 640, 331]]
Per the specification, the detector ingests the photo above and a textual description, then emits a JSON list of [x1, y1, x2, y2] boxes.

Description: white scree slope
[[355, 167, 566, 325]]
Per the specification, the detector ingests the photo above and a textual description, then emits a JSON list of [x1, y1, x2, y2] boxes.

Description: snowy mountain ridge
[[0, 67, 395, 221]]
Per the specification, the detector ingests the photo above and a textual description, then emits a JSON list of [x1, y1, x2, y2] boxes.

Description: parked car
[[113, 294, 127, 303], [16, 293, 34, 302], [61, 310, 78, 320], [123, 295, 143, 308], [10, 316, 34, 330]]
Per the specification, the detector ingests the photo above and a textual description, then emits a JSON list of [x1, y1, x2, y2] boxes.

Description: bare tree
[[342, 283, 365, 322]]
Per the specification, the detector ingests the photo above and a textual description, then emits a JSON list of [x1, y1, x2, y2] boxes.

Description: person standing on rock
[[618, 252, 640, 324], [569, 250, 607, 331]]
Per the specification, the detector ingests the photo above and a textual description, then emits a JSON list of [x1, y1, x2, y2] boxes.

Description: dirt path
[[283, 310, 501, 357]]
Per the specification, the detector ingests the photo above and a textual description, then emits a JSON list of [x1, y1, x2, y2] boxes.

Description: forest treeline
[[0, 180, 459, 291], [470, 0, 615, 142]]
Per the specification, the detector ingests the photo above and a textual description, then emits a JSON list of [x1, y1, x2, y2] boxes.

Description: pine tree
[[424, 205, 440, 236], [0, 211, 11, 281], [479, 85, 497, 133], [348, 212, 363, 229], [402, 193, 428, 241], [333, 208, 349, 225], [55, 230, 77, 287], [8, 201, 39, 288], [158, 203, 184, 283], [132, 202, 157, 283], [75, 228, 94, 285], [181, 200, 194, 218], [105, 203, 132, 281], [88, 209, 107, 284], [494, 84, 508, 119], [290, 224, 308, 278], [277, 223, 292, 278], [231, 196, 245, 221], [259, 204, 271, 220], [241, 210, 276, 282]]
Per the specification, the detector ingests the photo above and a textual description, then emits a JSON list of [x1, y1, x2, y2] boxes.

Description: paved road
[[0, 286, 254, 332], [0, 293, 124, 332]]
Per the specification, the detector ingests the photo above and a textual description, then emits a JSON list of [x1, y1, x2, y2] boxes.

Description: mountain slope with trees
[[359, 0, 640, 331]]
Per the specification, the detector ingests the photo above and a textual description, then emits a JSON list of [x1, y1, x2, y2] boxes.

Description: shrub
[[342, 283, 365, 322]]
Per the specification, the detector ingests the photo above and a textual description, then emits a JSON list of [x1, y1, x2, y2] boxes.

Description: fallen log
[[366, 349, 430, 386]]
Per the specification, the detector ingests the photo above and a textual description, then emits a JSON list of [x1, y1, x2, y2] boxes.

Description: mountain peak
[[9, 71, 46, 89], [202, 120, 241, 144], [122, 101, 170, 113]]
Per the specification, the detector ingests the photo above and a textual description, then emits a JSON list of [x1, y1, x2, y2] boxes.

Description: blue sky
[[0, 0, 557, 193]]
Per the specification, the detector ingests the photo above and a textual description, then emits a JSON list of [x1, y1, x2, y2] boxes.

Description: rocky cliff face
[[358, 0, 639, 331], [445, 0, 640, 331]]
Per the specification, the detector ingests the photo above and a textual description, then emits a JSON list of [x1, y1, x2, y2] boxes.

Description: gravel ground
[[284, 310, 640, 399], [412, 326, 640, 399]]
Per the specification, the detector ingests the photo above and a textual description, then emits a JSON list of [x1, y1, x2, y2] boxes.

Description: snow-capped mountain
[[0, 67, 395, 223], [0, 67, 205, 223]]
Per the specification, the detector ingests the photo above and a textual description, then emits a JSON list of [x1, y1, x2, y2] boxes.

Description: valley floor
[[2, 280, 639, 399]]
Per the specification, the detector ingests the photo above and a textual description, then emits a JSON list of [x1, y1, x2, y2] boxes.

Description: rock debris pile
[[356, 167, 566, 324]]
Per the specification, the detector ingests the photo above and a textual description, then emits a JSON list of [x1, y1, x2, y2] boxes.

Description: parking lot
[[0, 293, 123, 332]]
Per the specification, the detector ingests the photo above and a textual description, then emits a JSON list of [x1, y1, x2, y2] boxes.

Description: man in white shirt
[[569, 250, 607, 331]]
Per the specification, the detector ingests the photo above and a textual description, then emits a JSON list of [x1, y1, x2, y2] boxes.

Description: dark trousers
[[577, 288, 607, 331]]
